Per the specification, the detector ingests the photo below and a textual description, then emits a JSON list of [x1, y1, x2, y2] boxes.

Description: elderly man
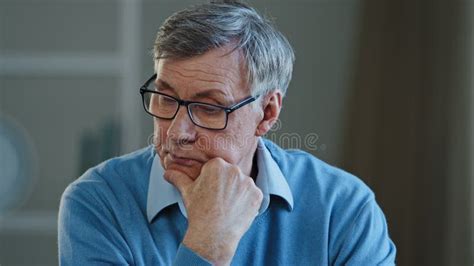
[[59, 1, 396, 265]]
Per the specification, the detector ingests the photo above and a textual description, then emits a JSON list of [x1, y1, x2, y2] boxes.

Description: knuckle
[[223, 165, 240, 181], [252, 199, 260, 209], [238, 178, 252, 193], [229, 166, 241, 177], [251, 192, 263, 208], [213, 157, 226, 165], [202, 158, 218, 170], [254, 188, 264, 202], [206, 157, 226, 169], [205, 158, 217, 168], [243, 177, 254, 187]]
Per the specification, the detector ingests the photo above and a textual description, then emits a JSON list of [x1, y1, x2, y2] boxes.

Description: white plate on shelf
[[0, 114, 37, 215]]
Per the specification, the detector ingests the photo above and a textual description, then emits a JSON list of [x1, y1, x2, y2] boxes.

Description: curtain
[[341, 1, 473, 265]]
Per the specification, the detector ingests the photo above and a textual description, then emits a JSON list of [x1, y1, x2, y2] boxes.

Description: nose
[[166, 105, 196, 145]]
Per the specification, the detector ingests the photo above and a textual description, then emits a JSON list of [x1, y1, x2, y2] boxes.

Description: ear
[[255, 91, 283, 136]]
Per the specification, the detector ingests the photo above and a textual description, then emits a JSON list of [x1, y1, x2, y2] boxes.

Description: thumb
[[163, 169, 193, 196]]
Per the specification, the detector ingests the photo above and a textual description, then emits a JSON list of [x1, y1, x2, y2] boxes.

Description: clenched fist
[[164, 157, 263, 265]]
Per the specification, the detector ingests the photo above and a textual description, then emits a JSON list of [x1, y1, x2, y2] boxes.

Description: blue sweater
[[58, 139, 396, 265]]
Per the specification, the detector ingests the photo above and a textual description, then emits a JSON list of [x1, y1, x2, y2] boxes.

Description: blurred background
[[0, 0, 472, 265]]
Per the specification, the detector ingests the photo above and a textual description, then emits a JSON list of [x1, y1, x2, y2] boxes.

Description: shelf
[[0, 53, 121, 76], [0, 210, 57, 235]]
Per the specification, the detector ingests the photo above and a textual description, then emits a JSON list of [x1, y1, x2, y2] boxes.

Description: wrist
[[182, 229, 237, 265]]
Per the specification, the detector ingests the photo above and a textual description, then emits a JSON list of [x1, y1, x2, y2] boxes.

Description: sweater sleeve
[[58, 182, 133, 265], [174, 243, 212, 265], [333, 199, 397, 265], [59, 180, 212, 266]]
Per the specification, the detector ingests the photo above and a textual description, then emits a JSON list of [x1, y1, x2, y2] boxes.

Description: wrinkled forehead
[[153, 45, 251, 98], [153, 44, 247, 74]]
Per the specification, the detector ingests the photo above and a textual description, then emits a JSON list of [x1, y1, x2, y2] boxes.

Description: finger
[[163, 169, 193, 195]]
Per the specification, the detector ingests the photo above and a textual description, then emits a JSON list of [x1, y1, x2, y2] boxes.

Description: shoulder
[[263, 139, 396, 263], [263, 138, 374, 206], [61, 145, 155, 208], [58, 147, 155, 265]]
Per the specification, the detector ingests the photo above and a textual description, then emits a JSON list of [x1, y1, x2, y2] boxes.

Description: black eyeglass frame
[[139, 74, 259, 130]]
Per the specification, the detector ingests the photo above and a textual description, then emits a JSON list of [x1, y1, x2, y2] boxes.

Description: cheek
[[153, 119, 170, 148], [199, 130, 251, 164], [228, 113, 258, 140], [224, 114, 258, 153]]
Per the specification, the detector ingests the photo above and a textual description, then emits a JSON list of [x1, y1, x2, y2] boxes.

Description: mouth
[[165, 152, 202, 167]]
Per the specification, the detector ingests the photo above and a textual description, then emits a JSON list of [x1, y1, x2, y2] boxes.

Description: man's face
[[152, 45, 262, 180]]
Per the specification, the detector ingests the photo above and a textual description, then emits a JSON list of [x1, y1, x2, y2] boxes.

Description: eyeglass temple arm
[[227, 96, 258, 113], [141, 74, 157, 89]]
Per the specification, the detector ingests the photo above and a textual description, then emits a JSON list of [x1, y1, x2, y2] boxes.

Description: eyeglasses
[[139, 74, 259, 130]]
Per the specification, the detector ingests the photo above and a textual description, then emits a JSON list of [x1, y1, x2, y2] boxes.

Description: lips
[[165, 152, 203, 167]]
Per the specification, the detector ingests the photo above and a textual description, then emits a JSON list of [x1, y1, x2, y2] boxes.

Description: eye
[[192, 104, 222, 115], [158, 95, 176, 106]]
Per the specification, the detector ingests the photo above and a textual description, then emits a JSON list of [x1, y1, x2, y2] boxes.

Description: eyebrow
[[155, 79, 232, 104]]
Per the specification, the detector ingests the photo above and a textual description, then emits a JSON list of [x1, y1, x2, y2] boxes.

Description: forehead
[[153, 46, 249, 99]]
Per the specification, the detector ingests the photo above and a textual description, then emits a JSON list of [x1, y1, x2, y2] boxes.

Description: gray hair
[[153, 1, 295, 97]]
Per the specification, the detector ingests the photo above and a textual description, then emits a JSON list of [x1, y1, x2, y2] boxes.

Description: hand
[[164, 157, 263, 265]]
